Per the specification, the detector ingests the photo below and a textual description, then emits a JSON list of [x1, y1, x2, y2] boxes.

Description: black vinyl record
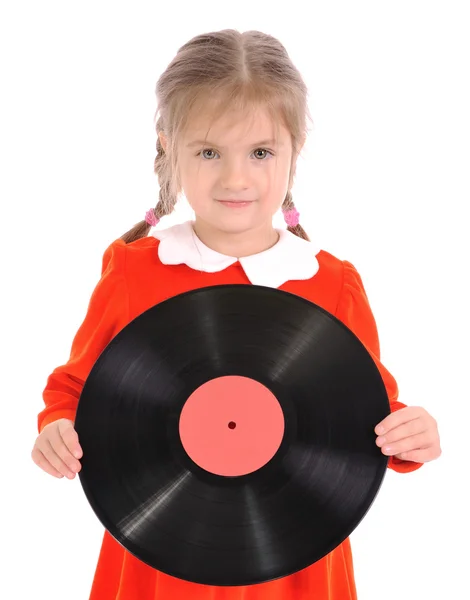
[[74, 284, 390, 587]]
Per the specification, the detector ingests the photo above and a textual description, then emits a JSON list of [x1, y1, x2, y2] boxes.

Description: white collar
[[151, 220, 321, 288]]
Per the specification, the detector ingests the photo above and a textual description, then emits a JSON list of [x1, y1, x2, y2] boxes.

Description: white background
[[1, 1, 469, 598]]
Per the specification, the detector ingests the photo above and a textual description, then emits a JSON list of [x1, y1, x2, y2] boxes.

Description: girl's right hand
[[31, 418, 83, 479]]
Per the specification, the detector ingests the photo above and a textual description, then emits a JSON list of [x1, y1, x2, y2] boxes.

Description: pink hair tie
[[145, 208, 160, 227], [283, 207, 300, 227]]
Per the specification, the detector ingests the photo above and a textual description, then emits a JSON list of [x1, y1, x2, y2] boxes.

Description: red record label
[[179, 375, 285, 476]]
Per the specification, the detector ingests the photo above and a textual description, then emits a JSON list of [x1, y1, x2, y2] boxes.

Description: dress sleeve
[[37, 239, 130, 433], [335, 260, 423, 474]]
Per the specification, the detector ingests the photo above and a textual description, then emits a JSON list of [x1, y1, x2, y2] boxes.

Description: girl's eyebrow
[[186, 138, 282, 148]]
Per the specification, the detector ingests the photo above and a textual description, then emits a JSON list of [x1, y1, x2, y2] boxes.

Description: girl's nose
[[219, 159, 250, 190]]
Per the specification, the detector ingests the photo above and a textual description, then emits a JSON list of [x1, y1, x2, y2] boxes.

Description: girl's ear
[[158, 131, 168, 152], [296, 134, 307, 157], [289, 135, 307, 187]]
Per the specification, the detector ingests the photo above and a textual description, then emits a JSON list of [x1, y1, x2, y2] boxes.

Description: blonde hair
[[121, 29, 313, 244]]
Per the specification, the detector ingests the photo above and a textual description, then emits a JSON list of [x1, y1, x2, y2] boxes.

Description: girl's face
[[162, 106, 295, 237]]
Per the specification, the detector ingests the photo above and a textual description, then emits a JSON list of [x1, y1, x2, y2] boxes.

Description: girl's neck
[[192, 219, 280, 258]]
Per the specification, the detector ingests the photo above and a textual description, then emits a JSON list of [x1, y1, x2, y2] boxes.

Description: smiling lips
[[217, 200, 254, 208]]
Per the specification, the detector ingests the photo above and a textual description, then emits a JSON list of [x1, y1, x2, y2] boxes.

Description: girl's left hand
[[375, 406, 441, 463]]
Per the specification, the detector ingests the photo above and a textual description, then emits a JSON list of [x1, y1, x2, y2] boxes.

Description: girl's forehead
[[183, 105, 285, 142]]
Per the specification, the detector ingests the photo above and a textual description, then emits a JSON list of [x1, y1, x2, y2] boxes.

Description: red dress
[[38, 222, 422, 600]]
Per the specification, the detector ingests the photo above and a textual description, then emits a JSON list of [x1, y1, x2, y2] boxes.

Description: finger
[[376, 419, 426, 447], [380, 433, 432, 456], [50, 427, 82, 474], [40, 439, 76, 479], [58, 421, 83, 459], [375, 406, 423, 435], [31, 447, 64, 478]]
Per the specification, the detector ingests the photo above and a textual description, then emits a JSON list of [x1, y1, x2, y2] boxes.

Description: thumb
[[394, 452, 408, 461], [58, 419, 82, 458]]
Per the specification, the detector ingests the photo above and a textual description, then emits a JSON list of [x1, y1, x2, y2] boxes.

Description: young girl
[[32, 29, 441, 600]]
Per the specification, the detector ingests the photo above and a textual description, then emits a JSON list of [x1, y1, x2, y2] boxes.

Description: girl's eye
[[199, 148, 273, 160], [253, 148, 270, 160], [201, 149, 217, 160]]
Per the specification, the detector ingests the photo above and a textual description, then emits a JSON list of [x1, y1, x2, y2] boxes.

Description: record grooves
[[74, 284, 390, 586]]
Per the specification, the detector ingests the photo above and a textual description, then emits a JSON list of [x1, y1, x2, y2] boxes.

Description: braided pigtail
[[120, 117, 177, 244], [281, 190, 309, 241]]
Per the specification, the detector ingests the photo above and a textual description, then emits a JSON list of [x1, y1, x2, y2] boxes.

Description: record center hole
[[228, 421, 236, 430]]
